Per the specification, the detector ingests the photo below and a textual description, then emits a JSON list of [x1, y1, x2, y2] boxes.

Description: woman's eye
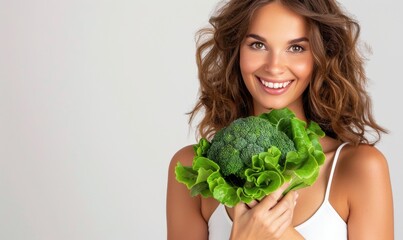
[[250, 42, 266, 50], [288, 45, 305, 53]]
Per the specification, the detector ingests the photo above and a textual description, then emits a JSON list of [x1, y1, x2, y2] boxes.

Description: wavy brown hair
[[188, 0, 387, 145]]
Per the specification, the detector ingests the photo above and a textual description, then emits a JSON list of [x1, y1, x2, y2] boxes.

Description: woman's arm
[[166, 146, 208, 240], [346, 145, 394, 239]]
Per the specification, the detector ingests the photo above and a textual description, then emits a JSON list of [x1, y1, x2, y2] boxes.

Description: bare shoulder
[[337, 144, 391, 192], [166, 144, 208, 240], [169, 145, 195, 169], [338, 144, 389, 181], [336, 144, 393, 239]]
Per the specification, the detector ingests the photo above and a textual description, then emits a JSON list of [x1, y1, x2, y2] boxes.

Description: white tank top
[[208, 143, 348, 240]]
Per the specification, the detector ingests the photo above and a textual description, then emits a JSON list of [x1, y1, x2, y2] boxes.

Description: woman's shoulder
[[335, 145, 393, 237], [337, 143, 391, 200], [167, 144, 210, 239], [169, 144, 196, 168], [339, 144, 389, 178], [167, 144, 197, 190]]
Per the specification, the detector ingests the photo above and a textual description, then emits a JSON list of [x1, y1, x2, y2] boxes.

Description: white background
[[0, 0, 401, 239]]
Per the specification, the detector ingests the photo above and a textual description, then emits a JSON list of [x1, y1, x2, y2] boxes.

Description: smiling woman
[[240, 3, 313, 113], [166, 0, 394, 239]]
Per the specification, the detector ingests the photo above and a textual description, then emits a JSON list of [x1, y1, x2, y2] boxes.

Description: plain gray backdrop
[[0, 0, 401, 239]]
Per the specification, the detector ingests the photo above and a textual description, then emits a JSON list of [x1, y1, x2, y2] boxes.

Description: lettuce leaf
[[175, 108, 326, 207]]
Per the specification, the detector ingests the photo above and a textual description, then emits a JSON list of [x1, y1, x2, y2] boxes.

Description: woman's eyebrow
[[288, 37, 309, 44], [245, 34, 309, 44], [246, 34, 267, 42]]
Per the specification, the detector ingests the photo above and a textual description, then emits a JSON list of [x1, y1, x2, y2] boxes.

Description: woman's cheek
[[288, 57, 314, 79], [240, 51, 264, 74]]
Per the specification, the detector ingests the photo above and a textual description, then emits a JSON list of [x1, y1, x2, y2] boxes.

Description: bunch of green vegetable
[[175, 108, 325, 207]]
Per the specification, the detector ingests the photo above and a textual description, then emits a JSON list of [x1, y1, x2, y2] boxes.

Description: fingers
[[234, 182, 297, 221], [233, 201, 249, 217], [259, 190, 298, 233], [269, 207, 293, 236], [231, 186, 299, 239], [246, 199, 259, 208], [268, 190, 298, 222], [254, 182, 290, 211]]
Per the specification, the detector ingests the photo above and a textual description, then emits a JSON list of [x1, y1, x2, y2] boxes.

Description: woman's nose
[[264, 51, 286, 75]]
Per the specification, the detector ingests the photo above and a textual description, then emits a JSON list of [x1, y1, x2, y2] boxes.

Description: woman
[[166, 0, 394, 239]]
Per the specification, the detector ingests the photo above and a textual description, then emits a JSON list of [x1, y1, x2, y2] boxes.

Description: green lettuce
[[175, 108, 325, 207]]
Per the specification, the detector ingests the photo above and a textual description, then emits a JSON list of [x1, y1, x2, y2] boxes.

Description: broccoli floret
[[207, 116, 296, 182]]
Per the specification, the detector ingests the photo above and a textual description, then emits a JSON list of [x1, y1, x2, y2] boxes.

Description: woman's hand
[[230, 183, 298, 240]]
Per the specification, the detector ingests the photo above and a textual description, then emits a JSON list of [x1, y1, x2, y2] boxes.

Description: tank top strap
[[324, 142, 349, 200]]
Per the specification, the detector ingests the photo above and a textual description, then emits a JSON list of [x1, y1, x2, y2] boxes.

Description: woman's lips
[[257, 77, 293, 95]]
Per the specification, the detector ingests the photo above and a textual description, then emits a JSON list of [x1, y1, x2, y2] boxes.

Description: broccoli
[[207, 116, 296, 183], [175, 108, 326, 207]]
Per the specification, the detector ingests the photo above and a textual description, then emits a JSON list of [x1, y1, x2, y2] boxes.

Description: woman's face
[[240, 2, 314, 116]]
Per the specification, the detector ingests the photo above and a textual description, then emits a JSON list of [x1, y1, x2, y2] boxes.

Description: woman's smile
[[258, 76, 294, 94]]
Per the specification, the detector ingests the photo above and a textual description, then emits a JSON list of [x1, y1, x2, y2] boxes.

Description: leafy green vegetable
[[175, 108, 325, 207]]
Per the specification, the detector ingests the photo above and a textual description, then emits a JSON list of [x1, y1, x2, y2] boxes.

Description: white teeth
[[260, 79, 291, 89]]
